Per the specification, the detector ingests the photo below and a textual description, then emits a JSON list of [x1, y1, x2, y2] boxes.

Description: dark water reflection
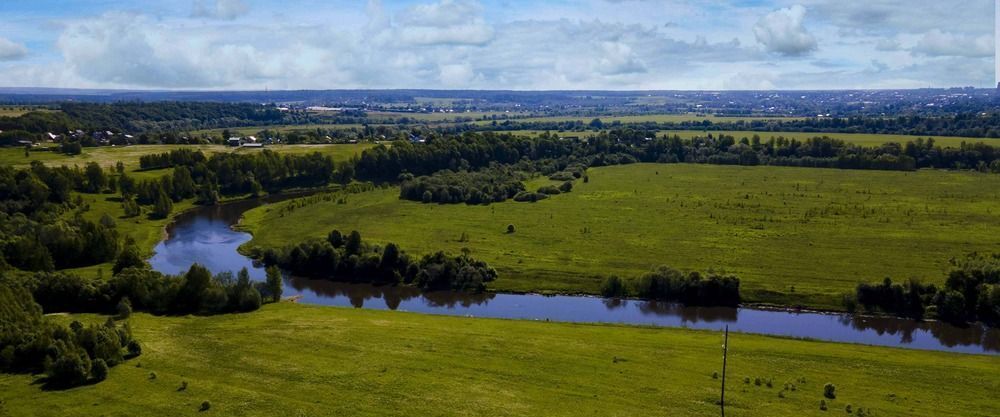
[[149, 197, 1000, 356]]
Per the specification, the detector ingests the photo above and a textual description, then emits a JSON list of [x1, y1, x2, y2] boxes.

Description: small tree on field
[[506, 224, 516, 234], [116, 297, 132, 319], [823, 383, 836, 399], [265, 266, 283, 302]]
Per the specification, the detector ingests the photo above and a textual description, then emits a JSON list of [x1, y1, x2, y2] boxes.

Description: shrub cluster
[[600, 266, 741, 307], [399, 166, 525, 205]]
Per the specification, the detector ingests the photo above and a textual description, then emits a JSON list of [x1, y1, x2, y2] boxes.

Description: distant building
[[242, 143, 264, 148], [227, 137, 242, 147]]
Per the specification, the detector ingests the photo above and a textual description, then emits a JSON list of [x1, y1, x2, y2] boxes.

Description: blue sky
[[0, 0, 995, 90]]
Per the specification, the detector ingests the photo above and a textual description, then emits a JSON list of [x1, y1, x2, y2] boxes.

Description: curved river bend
[[149, 197, 1000, 355]]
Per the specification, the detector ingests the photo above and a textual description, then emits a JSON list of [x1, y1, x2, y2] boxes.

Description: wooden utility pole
[[720, 325, 729, 417]]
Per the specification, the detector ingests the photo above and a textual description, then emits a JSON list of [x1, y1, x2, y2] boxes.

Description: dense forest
[[131, 148, 339, 210], [0, 162, 122, 271]]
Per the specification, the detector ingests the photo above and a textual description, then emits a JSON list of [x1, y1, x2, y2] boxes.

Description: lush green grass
[[506, 129, 999, 148], [242, 163, 1000, 309], [1, 303, 996, 416], [0, 106, 57, 117], [0, 143, 373, 171]]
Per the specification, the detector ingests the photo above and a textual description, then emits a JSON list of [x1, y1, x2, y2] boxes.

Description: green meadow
[[1, 303, 996, 417], [0, 143, 373, 171], [242, 163, 1000, 309]]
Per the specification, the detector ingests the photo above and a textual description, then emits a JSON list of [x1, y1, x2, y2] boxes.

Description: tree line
[[477, 112, 1000, 138], [850, 253, 1000, 326], [600, 265, 741, 307], [248, 229, 497, 292]]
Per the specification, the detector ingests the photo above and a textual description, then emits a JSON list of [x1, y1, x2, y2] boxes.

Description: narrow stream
[[149, 197, 1000, 355]]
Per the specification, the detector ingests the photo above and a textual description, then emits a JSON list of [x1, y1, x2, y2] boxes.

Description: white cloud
[[754, 5, 817, 56], [912, 29, 993, 58], [392, 0, 495, 46], [0, 37, 28, 61], [0, 0, 994, 90], [596, 42, 647, 75], [192, 0, 249, 21]]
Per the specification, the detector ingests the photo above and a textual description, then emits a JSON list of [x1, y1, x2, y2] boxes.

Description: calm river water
[[148, 197, 1000, 355]]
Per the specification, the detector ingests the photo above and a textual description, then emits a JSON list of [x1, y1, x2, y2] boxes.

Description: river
[[148, 196, 1000, 355]]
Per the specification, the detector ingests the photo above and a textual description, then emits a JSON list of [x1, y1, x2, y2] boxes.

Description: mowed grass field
[[242, 164, 1000, 309], [508, 129, 999, 148], [0, 143, 374, 171], [1, 303, 997, 417]]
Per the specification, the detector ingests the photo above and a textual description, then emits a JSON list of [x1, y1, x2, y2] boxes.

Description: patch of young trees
[[253, 229, 497, 292], [851, 253, 1000, 326], [600, 265, 741, 307], [399, 165, 526, 205]]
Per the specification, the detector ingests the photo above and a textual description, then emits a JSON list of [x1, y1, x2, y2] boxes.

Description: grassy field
[[241, 163, 1000, 309], [0, 143, 374, 171], [507, 129, 999, 148], [0, 106, 57, 117], [0, 303, 996, 417]]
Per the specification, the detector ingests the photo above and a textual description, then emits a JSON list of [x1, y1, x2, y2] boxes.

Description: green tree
[[84, 162, 107, 193], [90, 358, 109, 382], [265, 265, 283, 303], [116, 297, 132, 320], [152, 189, 173, 219], [171, 166, 196, 199], [345, 230, 363, 255]]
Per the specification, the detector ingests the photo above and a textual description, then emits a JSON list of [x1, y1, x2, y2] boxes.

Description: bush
[[116, 297, 132, 319], [127, 340, 142, 357], [600, 276, 626, 298], [824, 383, 836, 399], [537, 185, 561, 195], [47, 350, 91, 387], [820, 400, 828, 411], [548, 171, 575, 181], [559, 181, 573, 193], [200, 400, 211, 411], [513, 191, 548, 202], [91, 358, 109, 382], [506, 224, 516, 234]]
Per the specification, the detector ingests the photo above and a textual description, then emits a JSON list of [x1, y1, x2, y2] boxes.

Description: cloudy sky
[[0, 0, 995, 90]]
